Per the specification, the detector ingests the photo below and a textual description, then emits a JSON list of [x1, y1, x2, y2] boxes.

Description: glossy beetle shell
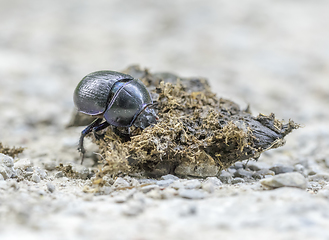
[[73, 71, 133, 115], [104, 79, 152, 127], [73, 70, 153, 127]]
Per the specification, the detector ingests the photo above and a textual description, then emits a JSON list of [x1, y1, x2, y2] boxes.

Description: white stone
[[184, 179, 201, 189], [31, 173, 41, 183], [14, 158, 32, 170], [260, 172, 307, 189], [0, 153, 14, 167], [113, 177, 130, 189], [179, 189, 205, 199]]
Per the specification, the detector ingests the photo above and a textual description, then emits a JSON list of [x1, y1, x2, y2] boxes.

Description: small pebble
[[71, 165, 89, 180], [204, 177, 222, 186], [55, 171, 64, 178], [161, 174, 179, 180], [184, 179, 201, 189], [179, 189, 205, 199], [0, 165, 16, 180], [231, 177, 245, 184], [43, 161, 57, 171], [130, 178, 140, 187], [247, 161, 271, 171], [294, 164, 307, 176], [140, 184, 159, 193], [113, 177, 130, 188], [0, 153, 14, 167], [0, 154, 16, 179], [260, 172, 307, 189], [15, 168, 23, 178], [31, 173, 41, 183], [14, 158, 32, 170], [269, 164, 294, 175], [46, 182, 55, 193], [23, 171, 33, 178], [227, 168, 236, 175], [0, 166, 10, 180], [308, 173, 329, 182], [252, 173, 262, 180], [232, 162, 244, 169], [102, 176, 113, 186], [218, 170, 232, 184], [252, 169, 275, 179], [138, 179, 157, 184], [156, 179, 175, 187], [234, 168, 253, 179], [34, 167, 48, 180], [25, 167, 34, 173]]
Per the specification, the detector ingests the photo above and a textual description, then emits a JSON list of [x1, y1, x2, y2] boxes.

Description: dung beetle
[[73, 70, 158, 163]]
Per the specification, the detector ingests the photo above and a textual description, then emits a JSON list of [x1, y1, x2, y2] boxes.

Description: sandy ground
[[0, 0, 329, 239]]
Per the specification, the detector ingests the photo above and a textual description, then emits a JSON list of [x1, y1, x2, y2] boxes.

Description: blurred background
[[1, 2, 329, 238], [0, 0, 328, 162]]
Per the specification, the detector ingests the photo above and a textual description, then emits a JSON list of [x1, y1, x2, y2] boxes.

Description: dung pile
[[0, 142, 24, 158], [90, 66, 299, 178]]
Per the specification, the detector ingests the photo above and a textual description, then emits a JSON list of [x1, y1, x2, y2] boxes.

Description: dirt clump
[[80, 66, 299, 178], [0, 142, 24, 158]]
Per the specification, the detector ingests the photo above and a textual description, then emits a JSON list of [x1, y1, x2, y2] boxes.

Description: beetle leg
[[112, 127, 131, 141], [92, 121, 110, 140], [243, 159, 250, 170], [79, 118, 103, 164]]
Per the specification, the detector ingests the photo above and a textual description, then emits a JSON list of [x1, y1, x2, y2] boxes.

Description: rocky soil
[[1, 1, 329, 239]]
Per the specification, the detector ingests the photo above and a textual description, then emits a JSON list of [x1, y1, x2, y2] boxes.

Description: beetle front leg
[[92, 121, 110, 140], [78, 118, 103, 164]]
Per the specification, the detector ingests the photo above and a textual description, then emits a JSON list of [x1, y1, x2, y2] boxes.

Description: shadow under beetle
[[73, 70, 158, 163]]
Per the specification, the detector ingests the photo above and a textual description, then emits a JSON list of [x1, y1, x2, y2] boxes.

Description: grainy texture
[[93, 67, 298, 177], [0, 142, 24, 158], [1, 1, 329, 240]]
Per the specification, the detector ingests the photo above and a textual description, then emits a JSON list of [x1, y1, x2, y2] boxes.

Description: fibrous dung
[[88, 66, 299, 178]]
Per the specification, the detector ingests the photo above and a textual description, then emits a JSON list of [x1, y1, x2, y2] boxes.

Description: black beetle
[[73, 70, 158, 163]]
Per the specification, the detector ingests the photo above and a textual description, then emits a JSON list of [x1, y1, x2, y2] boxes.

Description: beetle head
[[133, 106, 158, 129]]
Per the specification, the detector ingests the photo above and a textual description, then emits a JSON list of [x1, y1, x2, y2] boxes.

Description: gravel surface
[[1, 1, 329, 239]]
